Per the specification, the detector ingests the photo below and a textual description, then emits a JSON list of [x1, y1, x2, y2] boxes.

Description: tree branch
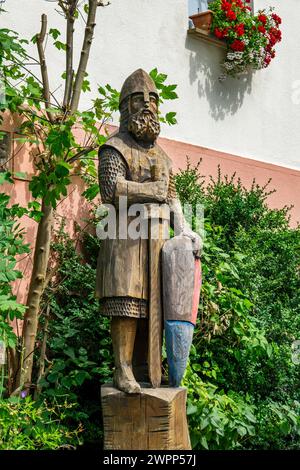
[[37, 14, 54, 123], [62, 1, 77, 110], [67, 145, 96, 163], [70, 0, 98, 114]]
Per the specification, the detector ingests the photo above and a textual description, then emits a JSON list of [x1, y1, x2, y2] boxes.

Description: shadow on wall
[[185, 36, 253, 121]]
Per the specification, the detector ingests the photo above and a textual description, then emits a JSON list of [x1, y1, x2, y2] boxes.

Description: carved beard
[[128, 109, 160, 144]]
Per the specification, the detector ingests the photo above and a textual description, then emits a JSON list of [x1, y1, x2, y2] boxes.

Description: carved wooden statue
[[97, 69, 202, 449]]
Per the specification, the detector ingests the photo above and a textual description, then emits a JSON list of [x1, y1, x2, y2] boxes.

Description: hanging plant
[[208, 0, 282, 80]]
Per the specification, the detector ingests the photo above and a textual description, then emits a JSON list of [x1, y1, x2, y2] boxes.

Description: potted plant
[[207, 0, 282, 79], [189, 10, 214, 33]]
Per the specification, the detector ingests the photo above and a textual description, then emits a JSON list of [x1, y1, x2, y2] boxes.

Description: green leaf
[[160, 84, 178, 100], [187, 403, 198, 415], [54, 41, 67, 51], [82, 184, 99, 201], [0, 172, 13, 185], [49, 29, 61, 40], [165, 111, 177, 125], [200, 436, 209, 450], [13, 171, 27, 180], [55, 161, 71, 178]]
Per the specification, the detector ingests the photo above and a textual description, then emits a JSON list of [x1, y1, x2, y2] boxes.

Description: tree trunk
[[18, 200, 53, 391]]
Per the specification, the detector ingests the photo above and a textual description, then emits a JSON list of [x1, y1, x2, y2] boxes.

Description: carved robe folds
[[96, 131, 173, 314]]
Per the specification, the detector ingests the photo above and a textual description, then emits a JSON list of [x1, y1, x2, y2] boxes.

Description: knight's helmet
[[119, 69, 159, 129]]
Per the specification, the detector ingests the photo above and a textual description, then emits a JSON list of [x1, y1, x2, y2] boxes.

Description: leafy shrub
[[0, 174, 29, 352], [0, 396, 81, 450], [175, 161, 300, 449], [22, 160, 300, 450], [36, 226, 113, 448], [183, 364, 256, 450]]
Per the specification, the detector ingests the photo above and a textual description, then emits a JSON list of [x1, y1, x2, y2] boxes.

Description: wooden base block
[[101, 384, 191, 450]]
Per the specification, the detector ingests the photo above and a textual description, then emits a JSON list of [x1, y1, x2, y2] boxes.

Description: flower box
[[189, 10, 213, 34]]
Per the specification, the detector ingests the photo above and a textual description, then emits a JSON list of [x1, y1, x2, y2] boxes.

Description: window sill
[[187, 27, 226, 49]]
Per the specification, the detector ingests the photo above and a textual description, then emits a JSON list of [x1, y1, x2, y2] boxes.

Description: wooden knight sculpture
[[96, 69, 202, 396]]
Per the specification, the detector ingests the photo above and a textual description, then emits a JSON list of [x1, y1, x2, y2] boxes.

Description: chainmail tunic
[[98, 147, 128, 204], [98, 145, 177, 319], [98, 146, 149, 318]]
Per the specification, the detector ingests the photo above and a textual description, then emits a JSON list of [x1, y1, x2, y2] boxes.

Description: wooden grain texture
[[162, 235, 195, 323], [101, 384, 191, 450], [148, 216, 164, 388]]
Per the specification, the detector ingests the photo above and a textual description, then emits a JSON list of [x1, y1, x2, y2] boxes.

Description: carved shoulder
[[98, 146, 128, 204]]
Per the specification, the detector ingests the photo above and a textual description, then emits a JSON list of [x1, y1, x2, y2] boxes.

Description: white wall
[[2, 0, 300, 170]]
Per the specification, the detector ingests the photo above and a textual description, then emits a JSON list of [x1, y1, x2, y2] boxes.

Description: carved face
[[129, 92, 158, 115], [127, 92, 160, 144]]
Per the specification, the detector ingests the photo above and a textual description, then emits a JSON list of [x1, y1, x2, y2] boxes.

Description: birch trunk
[[19, 201, 53, 390]]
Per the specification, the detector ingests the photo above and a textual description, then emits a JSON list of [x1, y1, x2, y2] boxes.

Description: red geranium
[[214, 28, 224, 38], [230, 39, 245, 51], [226, 10, 237, 21], [221, 1, 232, 11], [271, 13, 282, 25], [209, 0, 282, 78], [214, 27, 229, 39], [258, 14, 268, 25], [264, 56, 272, 66], [235, 23, 245, 36]]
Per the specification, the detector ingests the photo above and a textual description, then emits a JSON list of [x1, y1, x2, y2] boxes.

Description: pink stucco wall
[[159, 136, 300, 228], [1, 118, 300, 312]]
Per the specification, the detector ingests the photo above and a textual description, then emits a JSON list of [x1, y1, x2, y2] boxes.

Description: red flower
[[221, 1, 232, 11], [235, 23, 245, 36], [230, 39, 245, 51], [272, 13, 282, 25], [264, 56, 272, 66], [269, 27, 282, 43], [258, 14, 268, 25], [258, 25, 266, 34], [246, 6, 252, 11], [214, 28, 224, 39], [265, 43, 272, 53], [226, 10, 237, 21], [269, 35, 276, 47], [214, 27, 229, 39]]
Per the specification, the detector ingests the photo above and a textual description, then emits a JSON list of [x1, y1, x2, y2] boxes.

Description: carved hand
[[115, 176, 168, 204], [181, 226, 203, 257], [153, 179, 168, 202]]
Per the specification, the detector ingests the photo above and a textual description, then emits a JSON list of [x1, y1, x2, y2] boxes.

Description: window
[[188, 1, 213, 16]]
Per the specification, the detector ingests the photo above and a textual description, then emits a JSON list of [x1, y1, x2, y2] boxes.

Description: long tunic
[[96, 131, 176, 317]]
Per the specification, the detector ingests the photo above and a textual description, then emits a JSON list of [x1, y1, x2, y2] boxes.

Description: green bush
[[22, 161, 300, 450], [175, 162, 300, 449], [0, 396, 81, 450], [0, 174, 30, 397], [36, 225, 113, 448]]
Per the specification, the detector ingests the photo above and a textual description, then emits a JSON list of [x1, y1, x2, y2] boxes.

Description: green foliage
[[0, 397, 82, 450], [1, 22, 178, 208], [248, 400, 300, 450], [183, 365, 256, 450], [174, 161, 300, 449], [0, 178, 29, 352], [36, 227, 112, 447]]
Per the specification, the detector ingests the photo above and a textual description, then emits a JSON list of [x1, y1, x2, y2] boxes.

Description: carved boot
[[111, 316, 141, 394]]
